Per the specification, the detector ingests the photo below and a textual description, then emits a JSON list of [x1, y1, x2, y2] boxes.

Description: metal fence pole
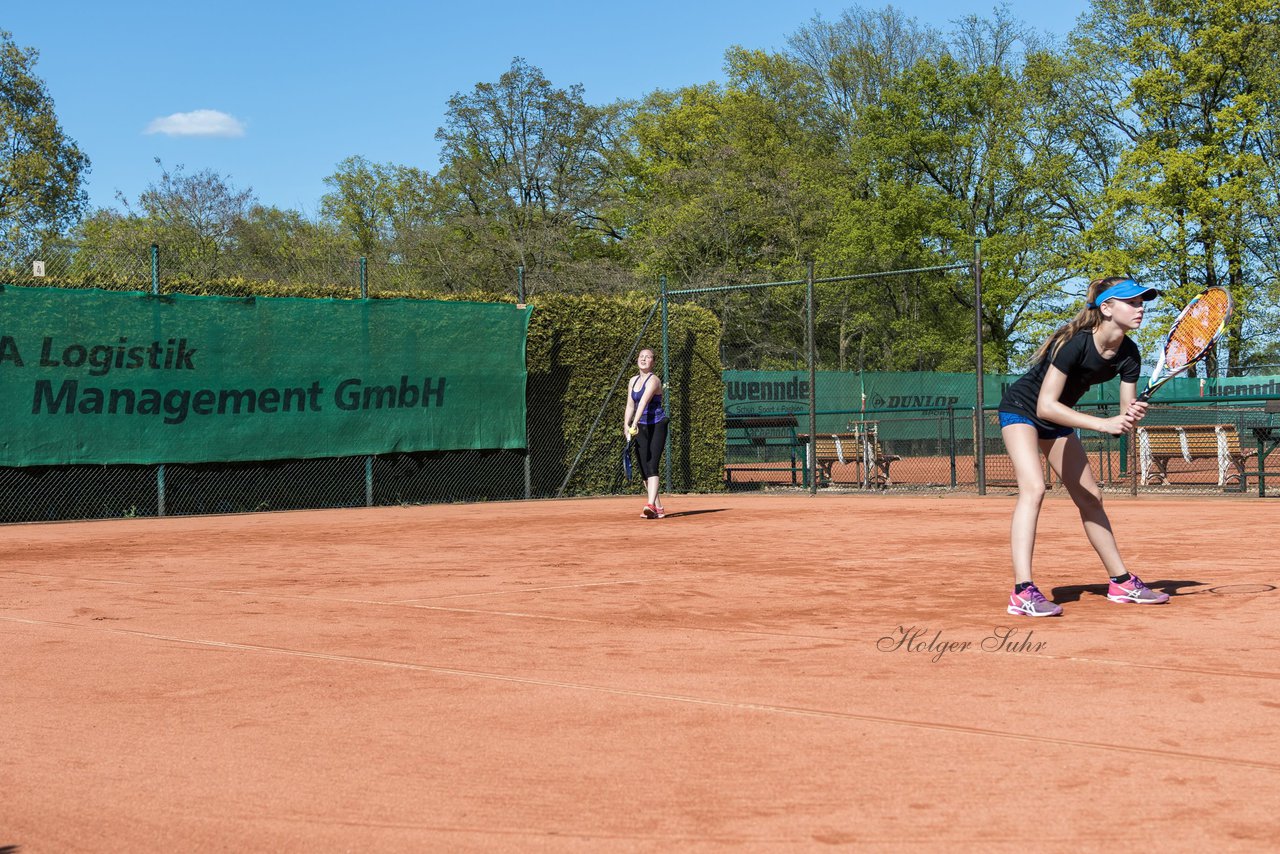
[[948, 406, 958, 488], [151, 244, 166, 517], [806, 260, 817, 496], [661, 275, 671, 492], [519, 267, 531, 499], [360, 256, 373, 507], [1130, 428, 1139, 496], [973, 240, 986, 495]]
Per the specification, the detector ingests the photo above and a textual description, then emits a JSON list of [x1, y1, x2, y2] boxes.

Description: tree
[[100, 160, 257, 280], [0, 29, 90, 260], [230, 205, 353, 284], [618, 52, 847, 370], [320, 155, 432, 259], [432, 57, 628, 294], [842, 10, 1082, 372], [785, 7, 944, 149], [1074, 0, 1280, 374], [784, 8, 956, 372]]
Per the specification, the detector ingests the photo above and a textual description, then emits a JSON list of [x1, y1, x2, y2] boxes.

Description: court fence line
[[4, 243, 1280, 524], [661, 247, 984, 496]]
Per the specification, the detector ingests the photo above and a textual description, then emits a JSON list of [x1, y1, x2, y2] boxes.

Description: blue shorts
[[998, 411, 1074, 440]]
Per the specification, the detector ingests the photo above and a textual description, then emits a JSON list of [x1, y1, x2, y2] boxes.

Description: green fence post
[[948, 406, 957, 488], [806, 260, 817, 496], [973, 239, 986, 495], [360, 256, 372, 506], [519, 266, 531, 499], [151, 244, 166, 517], [661, 275, 671, 492]]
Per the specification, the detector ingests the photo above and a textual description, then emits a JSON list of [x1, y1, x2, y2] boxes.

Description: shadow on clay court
[[1, 845, 22, 853], [655, 509, 728, 519], [1051, 579, 1206, 603], [1174, 582, 1278, 596]]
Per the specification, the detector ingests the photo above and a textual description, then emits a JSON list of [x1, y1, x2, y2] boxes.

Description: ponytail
[[1029, 276, 1128, 364]]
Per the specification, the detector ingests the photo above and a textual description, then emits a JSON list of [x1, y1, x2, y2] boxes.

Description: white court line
[[8, 570, 1280, 681], [7, 570, 610, 625], [3, 613, 1278, 774], [399, 577, 693, 602]]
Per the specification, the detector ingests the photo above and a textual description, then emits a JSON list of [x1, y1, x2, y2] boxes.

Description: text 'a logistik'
[[0, 336, 198, 376]]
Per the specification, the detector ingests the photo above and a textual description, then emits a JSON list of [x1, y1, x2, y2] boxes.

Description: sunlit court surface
[[2, 492, 1278, 852]]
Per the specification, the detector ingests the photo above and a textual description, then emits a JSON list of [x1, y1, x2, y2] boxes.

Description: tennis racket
[[1138, 286, 1233, 402], [622, 427, 637, 480]]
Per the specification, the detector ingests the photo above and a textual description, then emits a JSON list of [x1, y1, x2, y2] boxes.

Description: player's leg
[[645, 475, 660, 514], [1002, 420, 1062, 616], [1044, 433, 1168, 604], [1043, 433, 1125, 575], [648, 420, 668, 516], [1002, 421, 1047, 585], [635, 424, 659, 518]]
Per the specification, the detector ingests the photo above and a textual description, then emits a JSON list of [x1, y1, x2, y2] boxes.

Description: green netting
[[724, 369, 1280, 440], [0, 285, 530, 465]]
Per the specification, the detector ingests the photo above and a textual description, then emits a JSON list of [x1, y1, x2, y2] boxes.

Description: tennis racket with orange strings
[[1138, 286, 1233, 402]]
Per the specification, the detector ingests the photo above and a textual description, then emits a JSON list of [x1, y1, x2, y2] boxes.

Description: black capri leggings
[[635, 419, 669, 479]]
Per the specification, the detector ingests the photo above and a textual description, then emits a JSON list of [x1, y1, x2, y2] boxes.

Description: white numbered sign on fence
[[32, 260, 46, 277]]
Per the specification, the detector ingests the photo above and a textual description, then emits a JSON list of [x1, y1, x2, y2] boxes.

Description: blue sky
[[9, 1, 1090, 217]]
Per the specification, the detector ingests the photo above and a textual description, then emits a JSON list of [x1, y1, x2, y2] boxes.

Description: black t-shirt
[[999, 330, 1141, 430]]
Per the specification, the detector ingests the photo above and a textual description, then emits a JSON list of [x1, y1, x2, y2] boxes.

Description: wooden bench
[[801, 430, 900, 488], [1138, 423, 1256, 487]]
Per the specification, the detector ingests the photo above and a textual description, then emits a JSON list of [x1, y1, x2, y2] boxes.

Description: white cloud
[[144, 109, 246, 138]]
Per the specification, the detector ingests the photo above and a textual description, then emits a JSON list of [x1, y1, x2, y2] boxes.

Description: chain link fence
[[0, 388, 607, 524], [670, 263, 1280, 500], [3, 246, 1279, 524], [1, 243, 648, 298], [717, 391, 1280, 497], [0, 244, 678, 524]]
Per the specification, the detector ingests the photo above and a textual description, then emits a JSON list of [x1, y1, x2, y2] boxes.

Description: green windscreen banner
[[0, 286, 531, 466], [725, 369, 1280, 439]]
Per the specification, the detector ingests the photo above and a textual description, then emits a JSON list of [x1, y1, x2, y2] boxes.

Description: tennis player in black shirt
[[999, 277, 1171, 616]]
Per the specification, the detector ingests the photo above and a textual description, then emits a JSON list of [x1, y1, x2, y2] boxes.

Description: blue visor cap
[[1088, 279, 1161, 309]]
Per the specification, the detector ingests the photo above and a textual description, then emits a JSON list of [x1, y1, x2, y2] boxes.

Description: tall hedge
[[524, 293, 725, 497]]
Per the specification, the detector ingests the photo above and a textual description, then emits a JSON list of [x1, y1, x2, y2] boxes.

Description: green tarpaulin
[[725, 369, 1280, 438], [0, 286, 531, 465]]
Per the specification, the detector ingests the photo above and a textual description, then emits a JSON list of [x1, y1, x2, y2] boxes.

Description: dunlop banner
[[724, 369, 1279, 439], [0, 286, 531, 466]]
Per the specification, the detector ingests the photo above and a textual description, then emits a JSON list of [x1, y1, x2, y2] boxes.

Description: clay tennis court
[[3, 492, 1278, 851]]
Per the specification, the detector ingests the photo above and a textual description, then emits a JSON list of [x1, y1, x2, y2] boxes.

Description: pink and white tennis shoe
[[1007, 583, 1063, 617], [1107, 573, 1170, 604]]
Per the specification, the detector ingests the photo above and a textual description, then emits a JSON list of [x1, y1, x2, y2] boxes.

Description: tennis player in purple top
[[998, 277, 1170, 616], [623, 348, 669, 519]]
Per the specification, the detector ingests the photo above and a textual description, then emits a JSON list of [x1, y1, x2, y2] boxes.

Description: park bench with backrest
[[801, 424, 900, 488], [1137, 423, 1255, 487]]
